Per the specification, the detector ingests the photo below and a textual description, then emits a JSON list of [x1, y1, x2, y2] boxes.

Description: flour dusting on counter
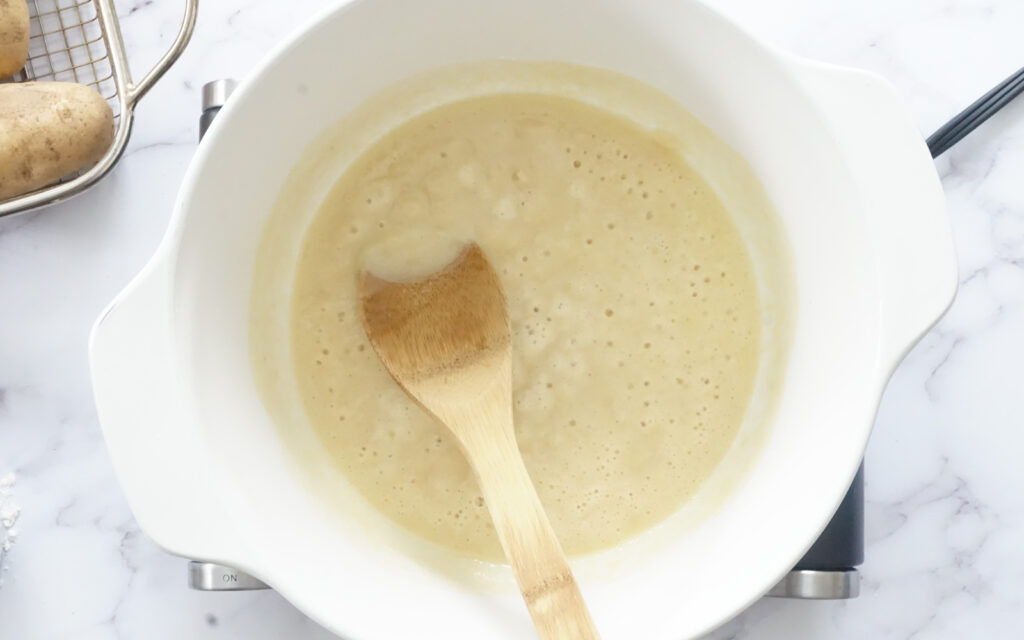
[[0, 472, 20, 586]]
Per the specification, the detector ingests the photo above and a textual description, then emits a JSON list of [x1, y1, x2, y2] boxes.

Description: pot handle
[[89, 254, 243, 564], [788, 59, 958, 365]]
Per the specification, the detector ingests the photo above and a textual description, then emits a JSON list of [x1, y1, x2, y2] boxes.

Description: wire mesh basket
[[0, 0, 198, 218]]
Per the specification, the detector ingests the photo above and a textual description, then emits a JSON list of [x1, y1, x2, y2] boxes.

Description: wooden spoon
[[358, 243, 599, 640]]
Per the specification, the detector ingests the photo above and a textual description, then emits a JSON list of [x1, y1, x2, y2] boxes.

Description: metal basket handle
[[96, 0, 199, 106]]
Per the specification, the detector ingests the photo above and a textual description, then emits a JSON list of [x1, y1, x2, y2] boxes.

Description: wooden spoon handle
[[466, 428, 600, 640]]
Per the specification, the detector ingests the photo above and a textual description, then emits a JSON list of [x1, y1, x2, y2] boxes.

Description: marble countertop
[[2, 0, 1023, 638]]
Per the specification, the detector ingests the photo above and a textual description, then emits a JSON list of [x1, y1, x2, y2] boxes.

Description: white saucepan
[[89, 0, 956, 638]]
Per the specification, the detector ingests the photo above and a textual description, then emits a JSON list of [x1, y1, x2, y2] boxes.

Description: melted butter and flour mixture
[[288, 93, 762, 560]]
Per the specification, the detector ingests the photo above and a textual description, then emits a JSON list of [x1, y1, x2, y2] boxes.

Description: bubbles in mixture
[[291, 94, 760, 560]]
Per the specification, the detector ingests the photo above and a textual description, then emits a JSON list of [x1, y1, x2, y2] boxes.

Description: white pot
[[89, 0, 956, 638]]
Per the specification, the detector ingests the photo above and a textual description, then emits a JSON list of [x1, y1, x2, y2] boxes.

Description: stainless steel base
[[767, 569, 860, 600], [188, 561, 268, 591]]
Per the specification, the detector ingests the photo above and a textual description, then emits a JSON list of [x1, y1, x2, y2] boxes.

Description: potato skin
[[0, 0, 29, 78], [0, 82, 114, 200]]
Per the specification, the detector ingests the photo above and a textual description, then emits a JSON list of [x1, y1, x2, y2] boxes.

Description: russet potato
[[0, 0, 29, 78], [0, 82, 114, 200]]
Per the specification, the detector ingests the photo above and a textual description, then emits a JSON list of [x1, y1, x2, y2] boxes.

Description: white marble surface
[[2, 0, 1023, 638]]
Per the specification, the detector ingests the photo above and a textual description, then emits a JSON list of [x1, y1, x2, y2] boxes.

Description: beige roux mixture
[[287, 91, 763, 560]]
